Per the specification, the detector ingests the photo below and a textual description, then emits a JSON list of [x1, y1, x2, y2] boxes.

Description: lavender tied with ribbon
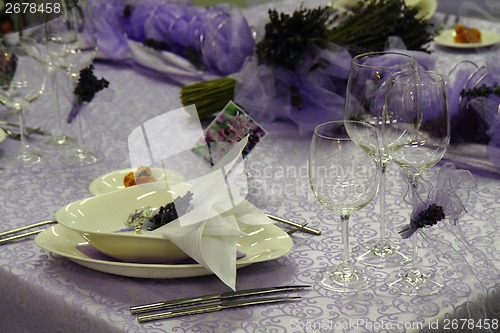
[[67, 65, 109, 124], [399, 163, 476, 239]]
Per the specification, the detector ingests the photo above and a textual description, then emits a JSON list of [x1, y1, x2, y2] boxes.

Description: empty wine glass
[[309, 120, 381, 292], [344, 51, 416, 267], [51, 0, 99, 165], [0, 36, 46, 166], [382, 69, 450, 295]]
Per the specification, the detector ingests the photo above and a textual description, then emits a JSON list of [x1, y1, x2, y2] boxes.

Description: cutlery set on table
[[130, 285, 309, 323]]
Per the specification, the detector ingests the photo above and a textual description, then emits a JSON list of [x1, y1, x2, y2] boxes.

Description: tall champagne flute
[[309, 121, 381, 292], [0, 36, 46, 166], [344, 51, 416, 267], [382, 70, 450, 295]]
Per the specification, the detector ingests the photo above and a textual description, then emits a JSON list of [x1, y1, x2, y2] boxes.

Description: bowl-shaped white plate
[[57, 183, 195, 263], [434, 29, 500, 48], [35, 223, 292, 279], [88, 167, 185, 195]]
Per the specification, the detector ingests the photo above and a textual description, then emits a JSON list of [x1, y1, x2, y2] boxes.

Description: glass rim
[[313, 120, 376, 140], [391, 69, 445, 86], [351, 51, 416, 69]]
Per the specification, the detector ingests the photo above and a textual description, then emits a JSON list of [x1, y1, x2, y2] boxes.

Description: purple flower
[[400, 204, 445, 239], [67, 65, 109, 124]]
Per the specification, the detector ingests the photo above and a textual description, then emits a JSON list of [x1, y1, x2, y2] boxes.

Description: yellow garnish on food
[[454, 24, 481, 43]]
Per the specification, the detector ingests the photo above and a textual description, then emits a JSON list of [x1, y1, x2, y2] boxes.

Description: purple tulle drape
[[89, 0, 254, 77], [234, 44, 352, 136], [446, 55, 500, 168]]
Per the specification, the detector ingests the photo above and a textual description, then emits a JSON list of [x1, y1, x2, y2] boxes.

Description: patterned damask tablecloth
[[0, 2, 500, 333]]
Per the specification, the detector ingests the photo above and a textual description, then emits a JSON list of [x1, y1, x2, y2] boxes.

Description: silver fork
[[0, 220, 57, 245]]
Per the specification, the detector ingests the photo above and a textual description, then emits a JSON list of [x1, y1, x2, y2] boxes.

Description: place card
[[193, 101, 267, 166]]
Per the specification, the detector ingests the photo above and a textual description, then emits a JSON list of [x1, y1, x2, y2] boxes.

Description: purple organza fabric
[[399, 163, 476, 238], [90, 0, 131, 61], [446, 55, 500, 168], [234, 44, 352, 136], [90, 0, 254, 77], [234, 43, 437, 136], [385, 37, 437, 70], [400, 163, 495, 329]]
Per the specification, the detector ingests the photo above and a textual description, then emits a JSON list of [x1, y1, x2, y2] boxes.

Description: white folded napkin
[[148, 136, 271, 290]]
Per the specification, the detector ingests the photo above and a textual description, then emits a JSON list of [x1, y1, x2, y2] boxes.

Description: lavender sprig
[[148, 191, 193, 230], [124, 191, 194, 233], [399, 204, 445, 239], [67, 65, 110, 123]]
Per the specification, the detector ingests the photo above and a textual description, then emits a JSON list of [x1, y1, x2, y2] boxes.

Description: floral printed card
[[194, 101, 267, 166]]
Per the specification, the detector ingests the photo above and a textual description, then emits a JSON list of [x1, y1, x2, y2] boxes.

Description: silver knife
[[266, 214, 322, 236], [130, 285, 310, 314], [136, 296, 302, 323]]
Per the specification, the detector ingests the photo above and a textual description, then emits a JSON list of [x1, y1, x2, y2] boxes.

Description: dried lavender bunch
[[148, 191, 194, 230]]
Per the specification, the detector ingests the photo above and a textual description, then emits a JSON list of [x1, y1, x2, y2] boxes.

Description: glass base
[[74, 148, 98, 165], [313, 264, 376, 292], [17, 150, 42, 166], [385, 266, 445, 296], [60, 148, 99, 166], [354, 238, 411, 268], [40, 133, 75, 150]]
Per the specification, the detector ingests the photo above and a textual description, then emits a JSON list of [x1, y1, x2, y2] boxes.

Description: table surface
[[1, 1, 499, 332]]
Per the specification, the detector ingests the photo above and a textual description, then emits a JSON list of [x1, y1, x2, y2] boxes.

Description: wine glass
[[0, 36, 46, 166], [309, 120, 381, 292], [382, 69, 450, 295], [344, 51, 416, 267], [49, 0, 99, 165], [46, 15, 77, 147]]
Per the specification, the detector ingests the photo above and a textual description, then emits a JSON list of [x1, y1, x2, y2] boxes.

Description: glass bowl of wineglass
[[382, 69, 450, 295], [309, 120, 381, 292], [0, 36, 46, 166], [344, 51, 417, 268], [46, 1, 100, 166]]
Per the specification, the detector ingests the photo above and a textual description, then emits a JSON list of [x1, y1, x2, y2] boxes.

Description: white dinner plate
[[35, 223, 293, 279], [434, 29, 500, 48], [0, 128, 6, 143], [88, 167, 185, 195]]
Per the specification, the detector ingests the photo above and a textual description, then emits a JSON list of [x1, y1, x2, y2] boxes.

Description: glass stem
[[76, 114, 84, 151], [411, 232, 419, 270], [50, 68, 63, 133], [341, 214, 351, 266], [408, 175, 421, 272], [18, 108, 29, 152], [379, 164, 387, 242]]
